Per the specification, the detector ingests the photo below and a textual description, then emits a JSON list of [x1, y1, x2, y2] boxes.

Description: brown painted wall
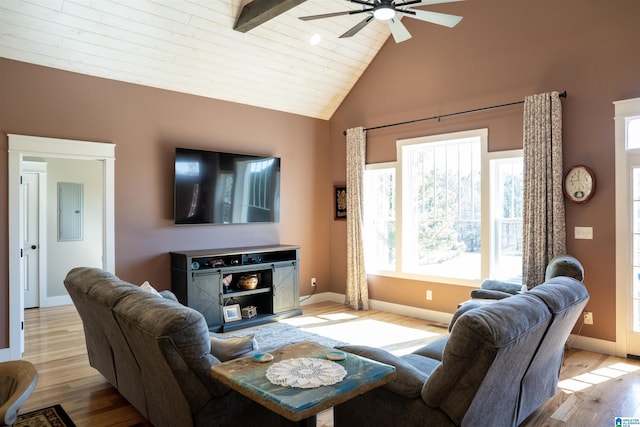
[[2, 0, 638, 349], [328, 0, 640, 342], [0, 58, 332, 348]]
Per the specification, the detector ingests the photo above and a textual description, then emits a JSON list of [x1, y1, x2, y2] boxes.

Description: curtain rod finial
[[559, 91, 567, 98]]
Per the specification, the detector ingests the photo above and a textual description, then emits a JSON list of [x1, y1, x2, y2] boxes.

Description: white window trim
[[364, 161, 397, 277], [394, 129, 488, 287], [488, 149, 524, 282], [365, 131, 525, 288]]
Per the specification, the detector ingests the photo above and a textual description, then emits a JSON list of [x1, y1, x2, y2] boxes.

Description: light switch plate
[[575, 226, 593, 240]]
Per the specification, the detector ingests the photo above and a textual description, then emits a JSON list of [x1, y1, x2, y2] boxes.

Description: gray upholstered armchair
[[334, 272, 589, 427], [0, 360, 38, 426], [470, 254, 585, 301], [411, 254, 587, 364]]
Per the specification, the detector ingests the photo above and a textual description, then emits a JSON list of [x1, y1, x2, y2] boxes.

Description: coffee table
[[211, 341, 396, 426]]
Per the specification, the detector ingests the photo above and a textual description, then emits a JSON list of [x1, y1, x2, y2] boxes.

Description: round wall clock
[[563, 165, 596, 204]]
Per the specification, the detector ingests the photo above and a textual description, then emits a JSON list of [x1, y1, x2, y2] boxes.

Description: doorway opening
[[7, 134, 115, 360]]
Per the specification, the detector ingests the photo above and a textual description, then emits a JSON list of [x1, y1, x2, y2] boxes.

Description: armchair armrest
[[337, 345, 427, 399], [470, 289, 514, 300], [412, 336, 448, 361], [479, 279, 522, 294]]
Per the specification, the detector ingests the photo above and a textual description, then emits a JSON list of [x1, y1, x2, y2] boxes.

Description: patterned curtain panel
[[522, 92, 566, 287], [345, 127, 369, 310]]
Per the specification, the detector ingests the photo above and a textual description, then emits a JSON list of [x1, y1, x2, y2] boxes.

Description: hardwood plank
[[18, 302, 640, 427]]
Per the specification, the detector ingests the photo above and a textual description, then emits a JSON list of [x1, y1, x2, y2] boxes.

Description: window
[[490, 155, 524, 282], [627, 116, 640, 149], [363, 164, 396, 272], [363, 128, 523, 286]]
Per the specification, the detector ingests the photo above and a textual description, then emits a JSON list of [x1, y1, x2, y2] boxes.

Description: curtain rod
[[343, 91, 567, 135]]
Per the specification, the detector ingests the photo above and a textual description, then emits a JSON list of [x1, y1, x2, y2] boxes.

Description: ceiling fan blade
[[348, 0, 376, 5], [387, 17, 412, 43], [339, 16, 375, 38], [402, 9, 463, 27], [299, 10, 368, 21], [398, 0, 464, 6]]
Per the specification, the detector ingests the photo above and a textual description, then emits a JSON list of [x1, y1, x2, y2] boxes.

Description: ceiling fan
[[299, 0, 464, 43]]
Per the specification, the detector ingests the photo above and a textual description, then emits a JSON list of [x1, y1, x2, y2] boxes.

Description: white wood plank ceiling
[[0, 0, 396, 120]]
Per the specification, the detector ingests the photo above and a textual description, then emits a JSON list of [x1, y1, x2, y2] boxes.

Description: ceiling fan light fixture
[[373, 7, 395, 21]]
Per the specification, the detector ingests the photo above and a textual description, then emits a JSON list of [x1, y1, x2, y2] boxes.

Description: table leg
[[298, 414, 317, 427]]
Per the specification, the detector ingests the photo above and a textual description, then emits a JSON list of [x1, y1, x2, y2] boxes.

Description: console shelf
[[170, 245, 301, 332]]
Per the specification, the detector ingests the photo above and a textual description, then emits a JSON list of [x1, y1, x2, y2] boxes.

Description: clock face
[[563, 165, 595, 203]]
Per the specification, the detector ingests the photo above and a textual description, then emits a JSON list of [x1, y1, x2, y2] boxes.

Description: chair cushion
[[209, 334, 257, 361], [0, 376, 17, 406], [337, 344, 427, 399]]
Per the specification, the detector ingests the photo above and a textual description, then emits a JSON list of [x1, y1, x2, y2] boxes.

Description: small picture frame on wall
[[223, 304, 242, 323], [334, 185, 347, 220]]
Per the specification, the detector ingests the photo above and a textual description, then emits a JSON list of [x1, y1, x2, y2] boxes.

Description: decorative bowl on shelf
[[237, 274, 259, 290]]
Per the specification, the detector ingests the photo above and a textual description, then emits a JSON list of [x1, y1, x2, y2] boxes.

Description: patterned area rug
[[16, 404, 76, 427], [224, 322, 348, 351]]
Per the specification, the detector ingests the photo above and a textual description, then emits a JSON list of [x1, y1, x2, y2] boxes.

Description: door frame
[[6, 134, 115, 360], [614, 97, 640, 358]]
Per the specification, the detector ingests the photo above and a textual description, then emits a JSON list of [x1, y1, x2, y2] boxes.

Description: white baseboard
[[368, 299, 453, 326], [41, 295, 72, 308], [300, 292, 620, 356], [568, 333, 617, 356], [0, 348, 12, 362], [300, 292, 453, 325], [299, 292, 343, 306]]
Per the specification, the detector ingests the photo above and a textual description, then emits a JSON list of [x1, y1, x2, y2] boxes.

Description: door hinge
[[20, 175, 23, 185], [21, 321, 24, 330], [20, 248, 23, 258]]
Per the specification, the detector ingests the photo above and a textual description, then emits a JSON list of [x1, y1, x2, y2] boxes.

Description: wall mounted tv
[[174, 147, 280, 225]]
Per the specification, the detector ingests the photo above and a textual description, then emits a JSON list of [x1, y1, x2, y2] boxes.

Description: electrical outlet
[[583, 311, 593, 325], [311, 277, 317, 287], [426, 290, 433, 300]]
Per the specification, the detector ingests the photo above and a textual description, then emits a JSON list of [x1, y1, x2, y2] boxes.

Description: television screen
[[174, 148, 280, 225]]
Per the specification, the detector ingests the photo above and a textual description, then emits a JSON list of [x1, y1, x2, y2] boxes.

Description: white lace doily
[[265, 357, 347, 389]]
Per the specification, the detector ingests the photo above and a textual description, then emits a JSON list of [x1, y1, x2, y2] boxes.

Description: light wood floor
[[19, 302, 640, 426]]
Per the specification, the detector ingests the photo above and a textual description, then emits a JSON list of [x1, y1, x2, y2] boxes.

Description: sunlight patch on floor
[[558, 362, 640, 394], [280, 316, 329, 326], [302, 319, 441, 351], [280, 312, 359, 327], [319, 313, 359, 321]]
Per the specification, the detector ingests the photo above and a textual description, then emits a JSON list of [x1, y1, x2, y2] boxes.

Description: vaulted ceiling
[[0, 0, 409, 120]]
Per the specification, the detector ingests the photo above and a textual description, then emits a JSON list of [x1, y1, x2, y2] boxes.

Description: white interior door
[[22, 173, 40, 308]]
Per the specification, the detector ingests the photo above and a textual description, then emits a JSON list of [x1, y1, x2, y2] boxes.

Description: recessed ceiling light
[[310, 33, 322, 45]]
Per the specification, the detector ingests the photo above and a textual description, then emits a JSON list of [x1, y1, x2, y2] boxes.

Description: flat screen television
[[174, 147, 280, 225]]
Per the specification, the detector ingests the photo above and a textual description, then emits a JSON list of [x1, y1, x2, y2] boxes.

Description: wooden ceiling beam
[[234, 0, 308, 33]]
